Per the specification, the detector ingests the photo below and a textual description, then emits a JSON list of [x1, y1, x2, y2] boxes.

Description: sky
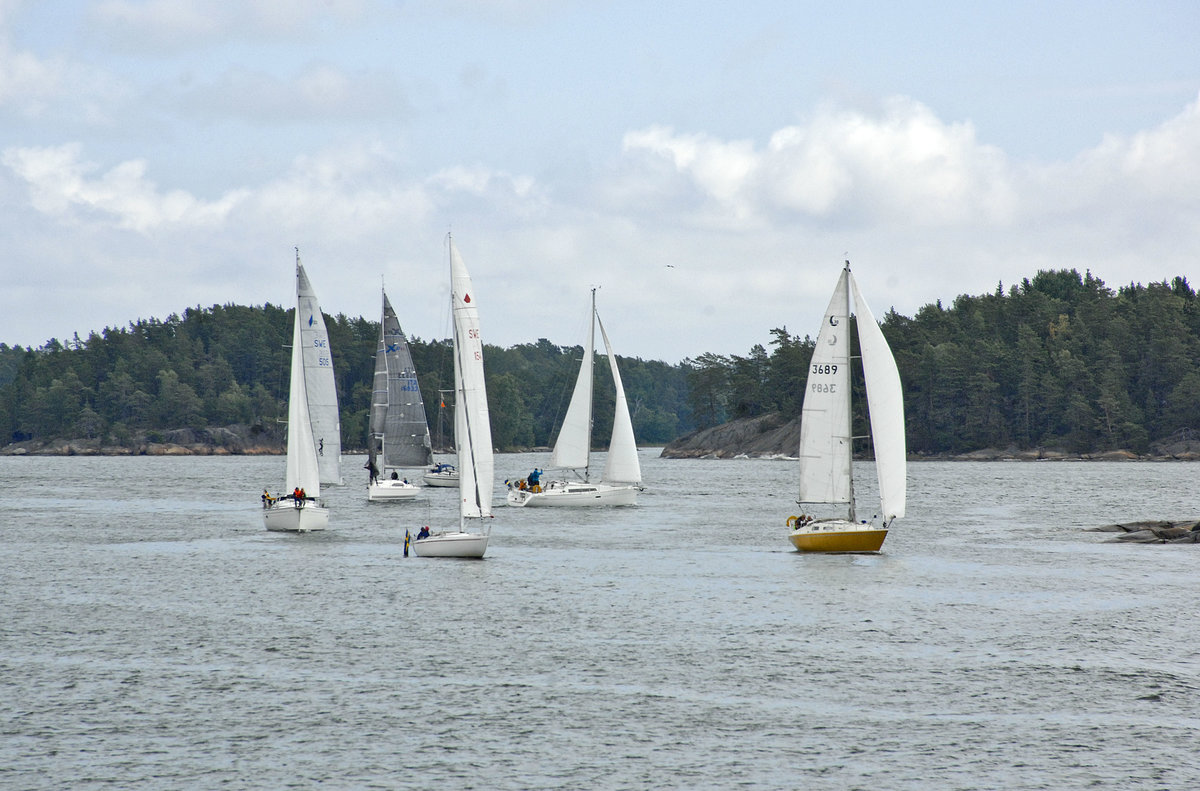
[[1, 0, 1198, 363]]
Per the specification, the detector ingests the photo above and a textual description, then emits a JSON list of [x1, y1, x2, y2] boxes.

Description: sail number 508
[[811, 364, 838, 375]]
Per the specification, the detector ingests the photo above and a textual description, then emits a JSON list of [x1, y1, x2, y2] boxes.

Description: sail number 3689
[[810, 382, 837, 393], [811, 364, 838, 375]]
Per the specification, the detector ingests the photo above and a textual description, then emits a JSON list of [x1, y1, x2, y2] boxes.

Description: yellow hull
[[789, 526, 888, 553]]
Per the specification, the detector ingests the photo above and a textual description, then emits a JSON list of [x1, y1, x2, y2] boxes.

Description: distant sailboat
[[411, 236, 494, 558], [423, 392, 460, 487], [296, 254, 343, 485], [506, 288, 642, 507], [788, 261, 906, 552], [367, 290, 432, 502], [263, 258, 331, 532]]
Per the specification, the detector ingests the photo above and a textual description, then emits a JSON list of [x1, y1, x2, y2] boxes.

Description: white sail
[[549, 299, 595, 472], [296, 260, 342, 484], [597, 312, 641, 485], [797, 267, 852, 509], [505, 288, 641, 508], [450, 238, 493, 522], [850, 274, 907, 521], [284, 295, 321, 498]]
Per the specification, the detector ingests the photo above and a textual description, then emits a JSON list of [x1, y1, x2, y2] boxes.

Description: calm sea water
[[2, 451, 1197, 790]]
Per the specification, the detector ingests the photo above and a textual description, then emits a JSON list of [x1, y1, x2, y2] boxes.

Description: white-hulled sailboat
[[296, 254, 343, 486], [788, 261, 906, 552], [367, 290, 432, 501], [264, 258, 331, 532], [411, 235, 493, 558], [506, 288, 642, 507]]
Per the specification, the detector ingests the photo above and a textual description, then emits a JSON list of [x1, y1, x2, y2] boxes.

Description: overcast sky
[[2, 0, 1198, 362]]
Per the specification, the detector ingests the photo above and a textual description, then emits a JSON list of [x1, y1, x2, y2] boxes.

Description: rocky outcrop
[[661, 414, 1193, 462], [660, 413, 801, 459], [1089, 520, 1200, 544], [1151, 428, 1200, 460], [1, 424, 286, 456]]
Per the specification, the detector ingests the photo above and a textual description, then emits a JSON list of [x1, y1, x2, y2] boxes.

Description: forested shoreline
[[0, 303, 690, 455], [2, 268, 1199, 458]]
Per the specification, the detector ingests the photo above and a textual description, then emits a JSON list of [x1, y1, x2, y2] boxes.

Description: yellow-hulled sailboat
[[788, 261, 906, 553]]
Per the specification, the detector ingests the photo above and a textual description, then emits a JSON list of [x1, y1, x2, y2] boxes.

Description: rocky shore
[[0, 425, 284, 457], [1089, 520, 1200, 544], [660, 414, 1200, 461]]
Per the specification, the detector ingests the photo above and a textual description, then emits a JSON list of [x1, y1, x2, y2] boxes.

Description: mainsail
[[283, 286, 321, 499], [797, 267, 853, 511], [370, 291, 433, 471], [450, 238, 493, 524], [296, 258, 342, 485]]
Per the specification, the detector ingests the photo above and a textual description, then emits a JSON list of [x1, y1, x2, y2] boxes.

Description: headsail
[[849, 273, 907, 521], [597, 312, 641, 485], [549, 294, 595, 473]]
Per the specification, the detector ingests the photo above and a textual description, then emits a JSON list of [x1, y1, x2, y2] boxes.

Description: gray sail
[[371, 291, 433, 470]]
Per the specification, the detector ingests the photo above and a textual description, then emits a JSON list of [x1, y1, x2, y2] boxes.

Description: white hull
[[368, 479, 420, 501], [424, 471, 460, 487], [507, 481, 639, 507], [263, 500, 329, 532], [411, 531, 488, 558]]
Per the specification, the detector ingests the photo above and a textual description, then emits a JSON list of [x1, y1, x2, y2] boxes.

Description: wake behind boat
[[506, 288, 642, 507], [411, 235, 493, 558], [263, 253, 331, 532], [788, 261, 906, 553]]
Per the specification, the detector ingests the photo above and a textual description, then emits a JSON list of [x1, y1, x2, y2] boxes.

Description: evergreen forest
[[1, 268, 1199, 456], [687, 269, 1200, 455], [0, 303, 689, 453]]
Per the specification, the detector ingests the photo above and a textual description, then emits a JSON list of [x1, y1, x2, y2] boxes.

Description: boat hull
[[788, 520, 887, 552], [368, 479, 420, 501], [263, 500, 329, 532], [507, 481, 639, 507], [411, 531, 488, 558], [423, 471, 459, 488]]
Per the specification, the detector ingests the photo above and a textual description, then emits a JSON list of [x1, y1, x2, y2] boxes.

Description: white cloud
[[2, 143, 248, 232], [2, 136, 550, 244], [620, 97, 1017, 229], [4, 89, 1200, 361]]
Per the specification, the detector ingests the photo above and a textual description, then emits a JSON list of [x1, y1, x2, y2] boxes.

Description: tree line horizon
[[2, 267, 1198, 456]]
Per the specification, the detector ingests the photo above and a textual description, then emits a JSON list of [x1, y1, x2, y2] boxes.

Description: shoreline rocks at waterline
[[1089, 520, 1200, 544]]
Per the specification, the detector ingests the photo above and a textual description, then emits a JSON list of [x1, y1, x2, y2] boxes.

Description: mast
[[584, 287, 596, 482], [844, 261, 856, 523]]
